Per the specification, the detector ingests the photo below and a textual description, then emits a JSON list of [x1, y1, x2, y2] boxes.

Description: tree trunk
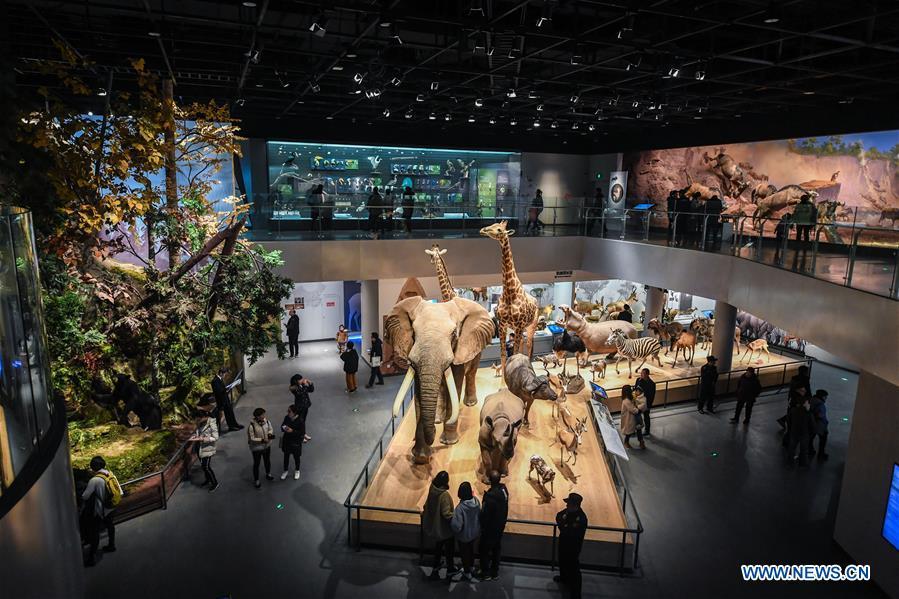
[[162, 78, 180, 268], [206, 216, 246, 320]]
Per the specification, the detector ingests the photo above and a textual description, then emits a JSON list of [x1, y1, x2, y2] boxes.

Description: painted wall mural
[[623, 129, 899, 241]]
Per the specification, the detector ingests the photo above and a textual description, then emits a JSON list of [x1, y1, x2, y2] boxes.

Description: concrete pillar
[[643, 286, 665, 333], [835, 370, 899, 597], [360, 280, 379, 358], [710, 300, 737, 372]]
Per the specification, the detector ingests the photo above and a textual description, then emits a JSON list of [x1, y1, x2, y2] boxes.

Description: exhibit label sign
[[554, 270, 573, 280], [607, 171, 628, 210], [591, 399, 629, 460]]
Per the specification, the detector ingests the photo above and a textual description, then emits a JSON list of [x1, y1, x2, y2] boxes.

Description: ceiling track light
[[468, 115, 476, 123], [667, 66, 680, 78], [550, 121, 558, 129], [507, 88, 517, 98], [416, 94, 425, 102], [429, 112, 436, 120], [474, 98, 483, 108], [390, 24, 403, 45], [536, 1, 554, 28], [309, 81, 320, 93], [390, 76, 402, 86], [383, 107, 391, 117], [353, 72, 365, 84], [536, 104, 544, 111], [510, 118, 518, 126], [235, 98, 245, 107], [571, 122, 580, 130], [489, 116, 497, 124], [632, 100, 640, 108], [309, 13, 327, 37], [405, 108, 414, 119], [695, 70, 706, 81], [468, 0, 485, 16], [570, 94, 579, 104], [528, 90, 538, 99], [445, 114, 452, 121], [588, 123, 596, 131], [97, 88, 107, 97], [608, 95, 619, 106], [508, 35, 524, 59], [533, 119, 541, 128], [430, 81, 439, 91], [571, 44, 585, 66]]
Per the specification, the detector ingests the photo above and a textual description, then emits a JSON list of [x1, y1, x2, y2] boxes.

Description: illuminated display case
[[264, 141, 521, 228]]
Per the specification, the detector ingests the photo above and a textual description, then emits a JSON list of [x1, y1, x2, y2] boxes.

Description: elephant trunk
[[417, 369, 443, 446]]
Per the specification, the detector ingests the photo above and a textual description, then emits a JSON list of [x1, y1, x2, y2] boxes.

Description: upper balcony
[[246, 196, 899, 301]]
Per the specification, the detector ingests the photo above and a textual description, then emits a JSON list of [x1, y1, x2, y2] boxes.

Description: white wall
[[281, 281, 345, 341], [520, 152, 591, 224], [834, 370, 899, 597]]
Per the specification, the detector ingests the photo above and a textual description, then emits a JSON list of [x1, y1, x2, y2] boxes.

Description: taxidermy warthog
[[505, 354, 557, 427], [479, 389, 525, 481]]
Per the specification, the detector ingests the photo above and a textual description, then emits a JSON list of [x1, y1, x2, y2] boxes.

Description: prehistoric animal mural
[[622, 130, 899, 244]]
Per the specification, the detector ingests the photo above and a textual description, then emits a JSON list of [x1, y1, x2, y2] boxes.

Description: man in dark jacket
[[704, 195, 724, 247], [666, 190, 678, 242], [617, 304, 633, 323], [286, 309, 300, 358], [698, 356, 718, 414], [340, 341, 359, 393], [674, 190, 692, 246], [787, 394, 815, 467], [365, 332, 384, 388], [778, 365, 811, 429], [212, 367, 242, 432], [554, 493, 588, 599], [289, 374, 314, 443], [478, 470, 509, 581], [634, 368, 657, 436], [731, 366, 762, 425]]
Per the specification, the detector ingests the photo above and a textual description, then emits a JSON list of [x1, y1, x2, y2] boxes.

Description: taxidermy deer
[[670, 330, 697, 366], [556, 415, 587, 466], [550, 377, 567, 419], [528, 455, 556, 497], [536, 353, 562, 375], [589, 358, 607, 380], [741, 338, 771, 363], [490, 362, 503, 377]]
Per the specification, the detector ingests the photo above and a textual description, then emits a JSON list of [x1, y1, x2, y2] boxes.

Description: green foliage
[[787, 135, 899, 164], [69, 420, 177, 482]]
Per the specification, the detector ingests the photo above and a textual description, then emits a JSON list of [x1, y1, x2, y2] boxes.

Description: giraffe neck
[[499, 236, 521, 297], [435, 256, 456, 301]]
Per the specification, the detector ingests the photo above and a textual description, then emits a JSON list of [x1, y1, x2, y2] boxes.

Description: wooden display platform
[[352, 367, 634, 567]]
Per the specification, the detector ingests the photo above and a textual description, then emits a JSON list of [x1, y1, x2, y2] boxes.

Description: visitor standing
[[248, 408, 275, 488], [554, 493, 588, 599], [368, 187, 383, 238], [309, 184, 324, 234], [527, 189, 544, 235], [336, 324, 349, 354], [675, 189, 692, 246], [778, 365, 811, 430], [478, 470, 508, 581], [285, 309, 300, 358], [341, 341, 359, 393], [698, 356, 718, 413], [809, 389, 830, 461], [634, 369, 656, 436], [212, 367, 242, 432], [423, 471, 457, 580], [280, 404, 304, 480], [704, 194, 723, 247], [619, 385, 645, 449], [666, 190, 678, 242], [80, 456, 122, 567], [774, 213, 792, 264], [401, 186, 415, 234], [191, 402, 219, 492], [289, 374, 313, 442], [450, 481, 481, 581], [731, 367, 762, 425], [585, 187, 605, 235], [786, 395, 815, 468], [617, 304, 633, 322], [365, 332, 384, 388], [792, 194, 816, 243]]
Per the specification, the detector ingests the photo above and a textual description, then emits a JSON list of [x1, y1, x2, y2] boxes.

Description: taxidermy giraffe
[[423, 244, 481, 407], [479, 221, 538, 382]]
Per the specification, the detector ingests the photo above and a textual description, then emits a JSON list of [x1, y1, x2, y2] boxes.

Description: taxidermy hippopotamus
[[504, 353, 557, 427], [478, 389, 524, 482]]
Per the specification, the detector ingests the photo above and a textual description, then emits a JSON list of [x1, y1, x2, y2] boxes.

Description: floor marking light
[[841, 417, 849, 423], [276, 503, 284, 510], [710, 451, 719, 457], [352, 408, 359, 413]]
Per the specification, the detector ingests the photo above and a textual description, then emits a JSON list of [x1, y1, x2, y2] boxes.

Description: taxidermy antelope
[[741, 338, 771, 363], [589, 358, 607, 380], [490, 362, 503, 377], [550, 379, 567, 419], [689, 318, 713, 351], [670, 331, 697, 366], [528, 455, 556, 497], [556, 416, 587, 466], [647, 318, 684, 354]]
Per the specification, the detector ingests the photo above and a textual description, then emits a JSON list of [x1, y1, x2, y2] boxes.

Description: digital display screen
[[882, 463, 899, 550]]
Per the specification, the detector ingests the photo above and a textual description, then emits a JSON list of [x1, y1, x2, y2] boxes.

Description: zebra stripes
[[607, 329, 663, 377]]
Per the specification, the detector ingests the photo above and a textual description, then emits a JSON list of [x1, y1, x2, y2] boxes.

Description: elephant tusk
[[444, 368, 460, 426], [392, 368, 415, 417]]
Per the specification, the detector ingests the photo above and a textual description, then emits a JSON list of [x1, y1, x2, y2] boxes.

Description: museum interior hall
[[2, 1, 899, 598]]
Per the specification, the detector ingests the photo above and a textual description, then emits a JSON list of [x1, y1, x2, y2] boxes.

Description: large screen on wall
[[621, 128, 899, 238], [883, 463, 899, 550]]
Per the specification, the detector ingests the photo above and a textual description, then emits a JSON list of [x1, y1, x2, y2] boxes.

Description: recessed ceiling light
[[468, 115, 475, 123], [346, 52, 357, 58], [326, 116, 334, 120], [803, 90, 815, 95], [510, 118, 517, 126], [429, 112, 436, 120], [694, 116, 703, 120], [533, 119, 541, 127], [242, 1, 257, 6], [763, 16, 780, 24], [332, 65, 344, 71], [148, 31, 161, 37]]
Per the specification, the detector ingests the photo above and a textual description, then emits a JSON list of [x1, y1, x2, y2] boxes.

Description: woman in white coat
[[192, 402, 220, 492]]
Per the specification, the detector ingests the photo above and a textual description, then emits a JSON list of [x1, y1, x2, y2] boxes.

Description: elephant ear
[[385, 296, 423, 360], [450, 297, 494, 365]]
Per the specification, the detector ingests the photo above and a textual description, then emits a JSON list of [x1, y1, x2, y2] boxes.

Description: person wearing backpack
[[450, 481, 481, 581], [81, 455, 122, 566]]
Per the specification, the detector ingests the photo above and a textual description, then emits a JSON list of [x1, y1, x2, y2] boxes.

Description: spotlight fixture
[[802, 90, 815, 95], [550, 121, 558, 129], [474, 98, 483, 108], [148, 31, 161, 38], [588, 123, 596, 131], [468, 114, 475, 123], [536, 104, 544, 111], [510, 118, 518, 126], [536, 1, 554, 27], [353, 89, 362, 95], [235, 98, 246, 107], [533, 119, 541, 127], [325, 116, 334, 120], [654, 114, 662, 121], [635, 112, 643, 119], [353, 72, 365, 84], [97, 88, 107, 97], [390, 76, 402, 86], [382, 107, 391, 117], [667, 67, 680, 78], [762, 2, 780, 24], [416, 94, 425, 102], [608, 95, 619, 106], [489, 116, 496, 124], [242, 1, 257, 6], [631, 100, 640, 108], [570, 94, 579, 104], [528, 90, 539, 99], [309, 13, 327, 37], [346, 52, 357, 58], [309, 81, 320, 93], [571, 44, 584, 65], [445, 113, 452, 121], [429, 112, 437, 120], [379, 14, 392, 28], [390, 24, 403, 45], [87, 111, 93, 116], [332, 65, 344, 71], [430, 81, 439, 91], [507, 88, 517, 98], [405, 108, 414, 119], [468, 0, 485, 16], [365, 88, 382, 99], [695, 70, 706, 81]]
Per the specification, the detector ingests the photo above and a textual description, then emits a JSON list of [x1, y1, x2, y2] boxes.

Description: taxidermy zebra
[[606, 328, 663, 377]]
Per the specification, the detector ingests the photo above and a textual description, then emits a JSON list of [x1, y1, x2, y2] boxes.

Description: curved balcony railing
[[241, 193, 899, 300]]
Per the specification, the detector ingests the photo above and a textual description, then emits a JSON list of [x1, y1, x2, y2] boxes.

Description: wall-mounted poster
[[608, 171, 628, 210]]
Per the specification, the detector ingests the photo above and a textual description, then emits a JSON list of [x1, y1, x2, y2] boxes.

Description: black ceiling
[[6, 0, 899, 153]]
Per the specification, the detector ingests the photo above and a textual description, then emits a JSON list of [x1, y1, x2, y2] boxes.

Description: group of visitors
[[778, 365, 830, 467], [666, 188, 724, 248], [773, 194, 819, 267], [336, 328, 384, 393], [423, 470, 587, 596], [365, 186, 417, 238]]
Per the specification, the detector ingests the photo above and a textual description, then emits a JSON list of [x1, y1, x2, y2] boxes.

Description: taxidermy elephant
[[478, 389, 525, 482], [505, 354, 557, 427], [386, 296, 494, 464]]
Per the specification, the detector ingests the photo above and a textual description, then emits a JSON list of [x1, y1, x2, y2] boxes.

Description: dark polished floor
[[82, 344, 886, 599]]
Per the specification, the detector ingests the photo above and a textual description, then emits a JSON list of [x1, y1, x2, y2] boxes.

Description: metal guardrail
[[342, 379, 644, 574]]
